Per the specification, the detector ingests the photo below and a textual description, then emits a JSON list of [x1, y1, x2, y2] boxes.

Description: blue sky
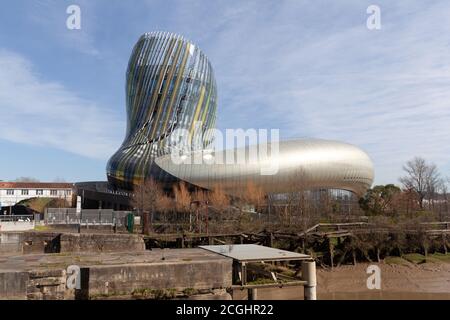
[[0, 0, 449, 185]]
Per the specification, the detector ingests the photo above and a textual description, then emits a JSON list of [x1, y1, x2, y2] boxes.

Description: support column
[[248, 288, 258, 300], [241, 263, 247, 285], [302, 260, 317, 300], [328, 238, 334, 269], [442, 234, 447, 254]]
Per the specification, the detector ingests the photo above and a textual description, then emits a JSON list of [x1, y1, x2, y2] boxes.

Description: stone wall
[[0, 232, 23, 254], [22, 232, 61, 254], [0, 250, 232, 300], [43, 224, 128, 233], [86, 259, 232, 297], [20, 231, 145, 254], [0, 271, 28, 299], [0, 221, 35, 232], [26, 269, 73, 300], [60, 233, 145, 253]]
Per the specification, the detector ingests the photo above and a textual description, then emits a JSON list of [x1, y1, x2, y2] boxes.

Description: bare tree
[[173, 182, 193, 230], [156, 191, 174, 223], [399, 157, 440, 210], [284, 169, 313, 229], [243, 181, 266, 210], [437, 178, 449, 221], [207, 185, 230, 212], [131, 178, 164, 234], [173, 182, 191, 212]]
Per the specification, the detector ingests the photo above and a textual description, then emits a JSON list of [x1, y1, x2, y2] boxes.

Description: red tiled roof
[[0, 182, 73, 189]]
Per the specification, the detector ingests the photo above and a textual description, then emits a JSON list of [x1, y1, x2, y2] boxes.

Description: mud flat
[[234, 257, 450, 300], [317, 259, 450, 300]]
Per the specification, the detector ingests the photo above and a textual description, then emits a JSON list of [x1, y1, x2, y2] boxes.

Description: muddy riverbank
[[234, 257, 450, 300]]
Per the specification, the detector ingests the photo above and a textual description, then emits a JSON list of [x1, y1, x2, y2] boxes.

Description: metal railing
[[0, 215, 34, 222], [45, 208, 132, 226]]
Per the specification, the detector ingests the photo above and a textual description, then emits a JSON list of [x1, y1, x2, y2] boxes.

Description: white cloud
[[0, 50, 123, 159], [3, 0, 450, 185], [160, 0, 450, 185], [29, 0, 100, 56]]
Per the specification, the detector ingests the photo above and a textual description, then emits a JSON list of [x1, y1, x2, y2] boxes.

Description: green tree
[[359, 184, 401, 215]]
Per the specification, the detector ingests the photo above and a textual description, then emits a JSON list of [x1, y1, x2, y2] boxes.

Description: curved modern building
[[107, 32, 217, 189], [107, 31, 374, 196]]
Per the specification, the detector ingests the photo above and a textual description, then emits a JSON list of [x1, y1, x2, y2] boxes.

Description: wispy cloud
[[156, 0, 450, 184], [0, 49, 123, 159], [28, 0, 100, 56], [1, 0, 449, 185]]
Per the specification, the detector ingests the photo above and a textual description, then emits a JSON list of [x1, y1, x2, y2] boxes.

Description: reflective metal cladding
[[107, 32, 217, 189], [107, 32, 374, 195], [156, 139, 374, 196]]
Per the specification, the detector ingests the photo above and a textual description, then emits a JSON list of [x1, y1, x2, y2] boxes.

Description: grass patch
[[34, 225, 50, 232], [131, 288, 177, 299], [182, 288, 198, 297], [402, 253, 427, 264], [18, 197, 69, 213], [428, 253, 450, 263], [247, 278, 276, 285], [384, 253, 450, 265], [384, 256, 409, 265], [90, 291, 128, 300]]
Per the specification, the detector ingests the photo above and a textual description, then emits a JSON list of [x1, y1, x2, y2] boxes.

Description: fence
[[45, 208, 132, 226], [0, 215, 34, 222]]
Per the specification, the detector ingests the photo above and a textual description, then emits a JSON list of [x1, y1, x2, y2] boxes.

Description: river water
[[233, 287, 450, 300]]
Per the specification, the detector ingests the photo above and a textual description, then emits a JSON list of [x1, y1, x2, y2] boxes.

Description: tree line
[[131, 156, 449, 235]]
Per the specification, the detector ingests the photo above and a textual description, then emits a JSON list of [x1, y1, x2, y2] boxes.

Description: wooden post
[[302, 261, 317, 300], [180, 235, 185, 248], [328, 238, 334, 269], [442, 234, 447, 254], [241, 263, 247, 285], [232, 261, 241, 284], [248, 288, 258, 300]]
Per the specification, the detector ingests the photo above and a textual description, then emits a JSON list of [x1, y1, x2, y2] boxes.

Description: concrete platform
[[0, 231, 146, 255], [0, 249, 232, 300]]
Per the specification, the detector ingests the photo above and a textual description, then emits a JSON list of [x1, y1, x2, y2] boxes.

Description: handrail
[[0, 215, 34, 222], [231, 280, 307, 290]]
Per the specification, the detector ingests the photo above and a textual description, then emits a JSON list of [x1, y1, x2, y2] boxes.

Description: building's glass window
[[50, 190, 57, 196], [36, 189, 43, 196], [21, 190, 29, 196], [65, 190, 72, 196], [6, 189, 14, 195]]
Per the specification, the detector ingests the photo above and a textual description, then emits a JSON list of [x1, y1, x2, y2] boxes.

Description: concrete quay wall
[[0, 249, 232, 300], [0, 231, 146, 254]]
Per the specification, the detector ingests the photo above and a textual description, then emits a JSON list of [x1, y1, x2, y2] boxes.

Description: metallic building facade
[[155, 139, 374, 196], [108, 32, 374, 195], [107, 32, 217, 189]]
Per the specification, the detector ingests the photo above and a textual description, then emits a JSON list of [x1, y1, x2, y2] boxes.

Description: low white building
[[0, 182, 73, 207]]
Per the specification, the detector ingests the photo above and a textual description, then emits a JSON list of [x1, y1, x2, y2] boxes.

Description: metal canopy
[[199, 244, 310, 263]]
